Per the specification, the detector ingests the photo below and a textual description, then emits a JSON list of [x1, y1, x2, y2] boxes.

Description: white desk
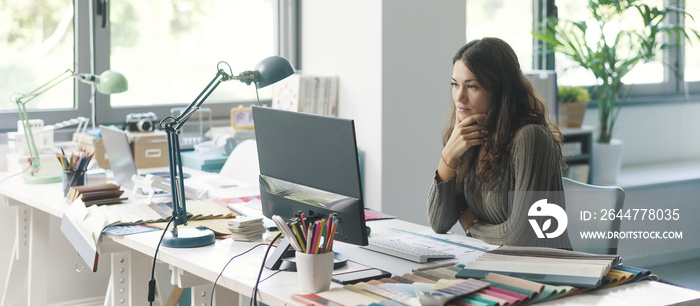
[[2, 170, 700, 305]]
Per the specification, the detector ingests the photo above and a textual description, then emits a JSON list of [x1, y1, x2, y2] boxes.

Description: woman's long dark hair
[[442, 37, 564, 190]]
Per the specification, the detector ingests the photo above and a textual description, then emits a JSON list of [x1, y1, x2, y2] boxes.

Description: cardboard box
[[73, 132, 110, 169], [127, 131, 168, 169], [73, 130, 169, 170]]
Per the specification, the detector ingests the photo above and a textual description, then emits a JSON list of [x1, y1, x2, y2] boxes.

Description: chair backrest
[[563, 177, 625, 255], [218, 139, 260, 186]]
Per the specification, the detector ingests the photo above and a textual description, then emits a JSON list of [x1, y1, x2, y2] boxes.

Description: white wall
[[301, 0, 465, 226], [300, 0, 383, 212], [580, 100, 700, 167], [380, 1, 465, 225]]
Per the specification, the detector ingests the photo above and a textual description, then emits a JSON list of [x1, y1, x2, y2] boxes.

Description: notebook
[[99, 125, 176, 190]]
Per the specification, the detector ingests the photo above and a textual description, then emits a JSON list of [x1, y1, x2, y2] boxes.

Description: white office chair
[[563, 177, 625, 255], [208, 139, 260, 187]]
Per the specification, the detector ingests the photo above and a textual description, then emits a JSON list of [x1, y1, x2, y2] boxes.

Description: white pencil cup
[[295, 251, 335, 293]]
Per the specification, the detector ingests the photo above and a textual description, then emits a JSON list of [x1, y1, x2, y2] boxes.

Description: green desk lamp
[[160, 55, 294, 248], [12, 69, 128, 184]]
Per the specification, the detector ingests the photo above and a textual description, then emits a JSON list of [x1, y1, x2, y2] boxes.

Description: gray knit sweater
[[428, 124, 572, 248]]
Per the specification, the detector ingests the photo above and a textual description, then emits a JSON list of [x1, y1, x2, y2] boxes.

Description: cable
[[259, 269, 285, 283], [251, 233, 283, 306], [209, 243, 267, 306], [0, 163, 32, 185], [148, 217, 174, 305]]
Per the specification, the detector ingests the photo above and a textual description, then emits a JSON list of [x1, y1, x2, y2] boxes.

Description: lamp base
[[24, 172, 62, 184], [162, 227, 216, 248]]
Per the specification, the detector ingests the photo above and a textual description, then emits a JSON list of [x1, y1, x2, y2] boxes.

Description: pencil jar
[[295, 251, 335, 293], [62, 170, 87, 196]]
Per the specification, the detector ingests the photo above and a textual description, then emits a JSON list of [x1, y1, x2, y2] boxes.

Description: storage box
[[73, 130, 169, 170], [181, 150, 228, 172], [73, 132, 110, 169], [127, 131, 168, 169]]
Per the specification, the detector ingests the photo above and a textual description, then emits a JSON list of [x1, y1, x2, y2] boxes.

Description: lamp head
[[238, 56, 294, 88], [80, 70, 129, 94]]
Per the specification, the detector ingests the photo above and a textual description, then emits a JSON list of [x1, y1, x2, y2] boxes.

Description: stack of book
[[226, 217, 265, 241], [66, 183, 127, 206]]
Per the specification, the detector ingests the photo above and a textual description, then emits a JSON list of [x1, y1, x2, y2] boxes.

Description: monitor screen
[[252, 106, 368, 249], [524, 70, 558, 124]]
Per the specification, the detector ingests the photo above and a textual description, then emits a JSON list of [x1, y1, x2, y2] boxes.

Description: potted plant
[[534, 0, 699, 184], [557, 85, 590, 128]]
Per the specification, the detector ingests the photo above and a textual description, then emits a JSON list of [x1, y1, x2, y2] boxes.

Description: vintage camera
[[123, 112, 158, 132]]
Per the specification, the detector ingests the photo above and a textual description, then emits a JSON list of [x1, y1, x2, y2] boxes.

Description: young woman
[[427, 37, 571, 249]]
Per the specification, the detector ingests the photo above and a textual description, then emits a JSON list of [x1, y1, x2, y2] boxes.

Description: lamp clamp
[[233, 71, 259, 86]]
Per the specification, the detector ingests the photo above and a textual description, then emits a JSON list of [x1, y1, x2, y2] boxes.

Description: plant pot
[[591, 139, 623, 186], [558, 101, 588, 128]]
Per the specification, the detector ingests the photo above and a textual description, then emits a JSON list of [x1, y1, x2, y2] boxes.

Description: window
[[0, 0, 85, 130], [551, 0, 700, 96], [1, 0, 295, 132], [685, 1, 700, 83], [463, 0, 700, 98], [466, 0, 534, 71], [108, 0, 274, 107], [96, 0, 285, 126]]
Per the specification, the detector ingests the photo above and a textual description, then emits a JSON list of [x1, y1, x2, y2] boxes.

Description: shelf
[[561, 127, 593, 184]]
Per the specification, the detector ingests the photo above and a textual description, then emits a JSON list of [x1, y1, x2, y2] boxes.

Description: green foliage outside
[[558, 85, 591, 103], [534, 0, 700, 143]]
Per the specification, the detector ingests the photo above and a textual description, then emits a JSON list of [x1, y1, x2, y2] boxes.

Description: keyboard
[[362, 238, 456, 263]]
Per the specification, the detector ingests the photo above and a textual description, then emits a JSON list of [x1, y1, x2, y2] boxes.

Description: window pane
[[0, 0, 74, 112], [110, 0, 275, 107], [555, 0, 665, 87], [685, 2, 700, 82], [466, 0, 533, 71]]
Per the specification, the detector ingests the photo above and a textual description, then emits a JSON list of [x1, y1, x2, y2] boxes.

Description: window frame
[[93, 0, 300, 126], [0, 1, 91, 132], [0, 0, 298, 132], [540, 0, 700, 101]]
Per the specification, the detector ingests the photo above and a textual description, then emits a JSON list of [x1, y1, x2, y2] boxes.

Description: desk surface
[[2, 170, 700, 305]]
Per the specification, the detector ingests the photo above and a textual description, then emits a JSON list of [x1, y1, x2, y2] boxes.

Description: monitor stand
[[264, 240, 348, 271]]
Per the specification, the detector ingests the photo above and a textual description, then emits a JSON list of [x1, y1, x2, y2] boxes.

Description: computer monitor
[[252, 106, 368, 269], [524, 70, 558, 124]]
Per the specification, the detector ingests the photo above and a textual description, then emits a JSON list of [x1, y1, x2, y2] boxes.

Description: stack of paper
[[227, 217, 265, 241]]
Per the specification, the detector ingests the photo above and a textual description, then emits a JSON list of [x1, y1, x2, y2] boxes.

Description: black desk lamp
[[160, 56, 294, 248]]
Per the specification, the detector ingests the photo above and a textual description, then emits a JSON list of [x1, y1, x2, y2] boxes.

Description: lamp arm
[[16, 102, 42, 173], [14, 69, 77, 106], [163, 68, 231, 231], [172, 69, 230, 131], [12, 69, 77, 174]]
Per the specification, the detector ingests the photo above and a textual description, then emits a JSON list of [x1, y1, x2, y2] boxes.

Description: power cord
[[0, 161, 33, 185], [148, 217, 174, 305], [209, 242, 267, 305], [251, 232, 283, 306]]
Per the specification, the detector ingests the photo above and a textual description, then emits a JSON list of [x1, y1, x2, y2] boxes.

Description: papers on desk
[[96, 199, 236, 227], [60, 199, 106, 272], [60, 197, 241, 271], [384, 228, 500, 264]]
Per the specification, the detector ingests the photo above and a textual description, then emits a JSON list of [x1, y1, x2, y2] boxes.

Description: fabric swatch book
[[456, 246, 622, 288], [66, 183, 127, 206]]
